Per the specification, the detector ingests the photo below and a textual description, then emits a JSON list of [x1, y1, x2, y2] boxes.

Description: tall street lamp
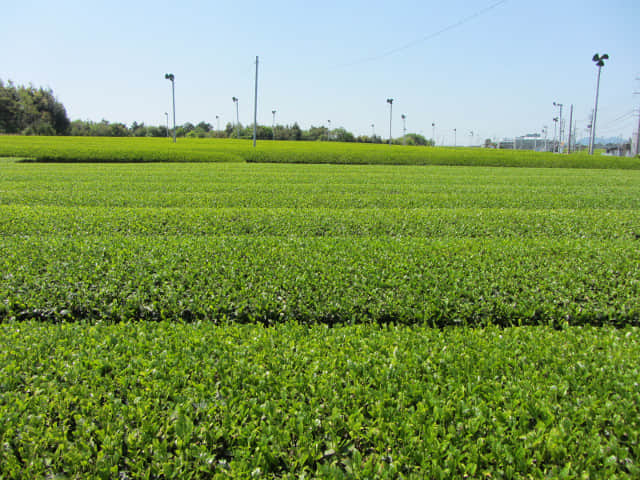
[[371, 123, 375, 140], [272, 110, 276, 140], [431, 122, 436, 145], [232, 97, 239, 138], [552, 117, 559, 152], [589, 53, 609, 155], [453, 128, 457, 147], [164, 73, 176, 143], [164, 112, 169, 137], [386, 98, 393, 145], [401, 114, 407, 145]]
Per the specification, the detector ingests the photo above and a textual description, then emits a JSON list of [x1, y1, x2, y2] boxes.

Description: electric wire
[[336, 0, 509, 68]]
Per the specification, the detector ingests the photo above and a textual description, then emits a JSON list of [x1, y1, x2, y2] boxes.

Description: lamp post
[[431, 122, 435, 146], [401, 114, 407, 145], [216, 115, 220, 133], [164, 73, 176, 143], [327, 120, 331, 141], [589, 53, 609, 155], [386, 98, 393, 145], [371, 123, 375, 141], [553, 102, 563, 152], [164, 112, 169, 138], [453, 128, 457, 147], [552, 117, 558, 152], [272, 110, 276, 140], [232, 97, 239, 138]]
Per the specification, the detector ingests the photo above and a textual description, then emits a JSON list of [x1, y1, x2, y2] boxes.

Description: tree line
[[0, 80, 70, 135], [0, 80, 433, 145]]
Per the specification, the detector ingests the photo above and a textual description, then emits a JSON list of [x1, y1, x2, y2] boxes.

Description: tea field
[[1, 135, 640, 169], [1, 155, 639, 477]]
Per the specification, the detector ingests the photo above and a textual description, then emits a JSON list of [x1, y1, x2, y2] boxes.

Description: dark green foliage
[[0, 80, 70, 135]]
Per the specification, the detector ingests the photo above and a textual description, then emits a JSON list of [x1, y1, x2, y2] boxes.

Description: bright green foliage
[[1, 135, 640, 168], [1, 157, 640, 477], [1, 322, 639, 479], [1, 162, 639, 326]]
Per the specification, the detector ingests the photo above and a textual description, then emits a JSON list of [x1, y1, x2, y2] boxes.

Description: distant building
[[496, 134, 552, 152], [604, 143, 633, 157]]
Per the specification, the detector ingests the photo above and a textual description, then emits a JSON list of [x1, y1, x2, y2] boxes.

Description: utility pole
[[553, 117, 558, 152], [386, 98, 393, 145], [589, 53, 609, 154], [635, 108, 640, 157], [567, 105, 574, 154], [453, 128, 457, 147], [371, 123, 375, 140], [431, 122, 436, 145], [553, 102, 563, 152], [216, 115, 220, 133], [327, 120, 331, 141], [253, 56, 259, 147], [401, 114, 407, 145], [634, 79, 640, 156]]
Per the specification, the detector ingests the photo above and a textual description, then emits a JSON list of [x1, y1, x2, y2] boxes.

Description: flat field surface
[[1, 158, 639, 477], [2, 135, 640, 168]]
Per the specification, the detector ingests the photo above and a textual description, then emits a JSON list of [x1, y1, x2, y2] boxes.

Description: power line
[[336, 0, 509, 68]]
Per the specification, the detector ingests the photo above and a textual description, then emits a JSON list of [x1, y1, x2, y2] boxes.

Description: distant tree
[[196, 121, 212, 132], [332, 127, 355, 142], [0, 80, 69, 135], [290, 122, 302, 141]]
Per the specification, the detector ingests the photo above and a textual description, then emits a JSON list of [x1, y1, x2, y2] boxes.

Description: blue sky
[[3, 0, 638, 144]]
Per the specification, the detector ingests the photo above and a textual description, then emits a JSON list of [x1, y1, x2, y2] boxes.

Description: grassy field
[[1, 135, 639, 169], [1, 149, 639, 477]]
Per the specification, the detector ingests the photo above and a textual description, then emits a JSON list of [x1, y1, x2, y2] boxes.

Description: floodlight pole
[[232, 97, 239, 138], [387, 98, 393, 145], [272, 110, 276, 140], [589, 53, 609, 155], [164, 73, 176, 143], [253, 56, 259, 148]]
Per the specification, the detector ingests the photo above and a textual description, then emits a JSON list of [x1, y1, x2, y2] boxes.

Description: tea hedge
[[1, 136, 639, 169], [1, 322, 638, 478]]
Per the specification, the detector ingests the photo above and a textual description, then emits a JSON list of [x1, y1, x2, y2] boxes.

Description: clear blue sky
[[3, 0, 638, 144]]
